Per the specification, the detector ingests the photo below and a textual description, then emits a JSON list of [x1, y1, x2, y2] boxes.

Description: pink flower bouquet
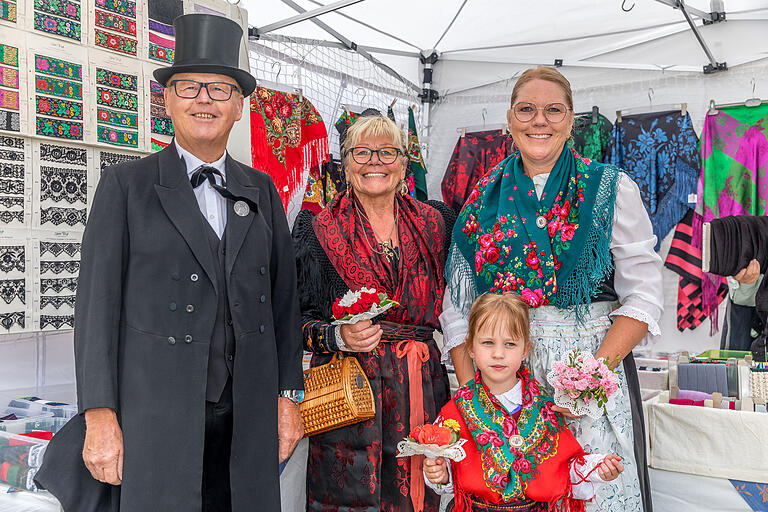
[[545, 349, 621, 419]]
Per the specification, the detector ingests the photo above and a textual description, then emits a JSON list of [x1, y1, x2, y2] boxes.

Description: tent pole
[[257, 0, 365, 34], [276, 0, 421, 94]]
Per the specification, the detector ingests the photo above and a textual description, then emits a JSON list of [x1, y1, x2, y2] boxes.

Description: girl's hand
[[339, 320, 382, 352], [552, 405, 582, 419], [423, 456, 449, 485], [597, 454, 624, 482]]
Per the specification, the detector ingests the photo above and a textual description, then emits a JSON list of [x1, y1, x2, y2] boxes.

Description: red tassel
[[453, 488, 472, 512]]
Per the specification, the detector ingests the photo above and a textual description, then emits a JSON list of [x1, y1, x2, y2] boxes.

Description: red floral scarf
[[250, 87, 329, 209]]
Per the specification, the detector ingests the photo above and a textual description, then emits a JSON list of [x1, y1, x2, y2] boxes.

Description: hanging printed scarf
[[664, 210, 727, 331], [454, 366, 580, 503], [250, 87, 329, 209], [693, 104, 768, 322], [452, 147, 617, 311], [608, 110, 699, 250], [299, 160, 344, 215], [442, 129, 512, 212], [571, 113, 612, 163], [408, 106, 429, 201]]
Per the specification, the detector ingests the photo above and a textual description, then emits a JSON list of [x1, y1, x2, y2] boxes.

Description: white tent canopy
[[244, 0, 768, 96]]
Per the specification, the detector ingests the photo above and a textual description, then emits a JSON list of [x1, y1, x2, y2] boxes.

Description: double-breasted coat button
[[186, 304, 194, 313], [259, 325, 265, 333], [168, 336, 176, 345], [169, 302, 177, 311], [184, 335, 192, 343], [260, 294, 266, 303], [190, 273, 199, 282], [227, 355, 233, 361], [259, 266, 266, 275]]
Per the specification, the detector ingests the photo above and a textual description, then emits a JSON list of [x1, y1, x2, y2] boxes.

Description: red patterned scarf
[[313, 190, 445, 329], [250, 87, 329, 209]]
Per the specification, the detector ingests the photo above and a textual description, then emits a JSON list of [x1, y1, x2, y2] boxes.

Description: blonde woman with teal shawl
[[439, 67, 663, 512]]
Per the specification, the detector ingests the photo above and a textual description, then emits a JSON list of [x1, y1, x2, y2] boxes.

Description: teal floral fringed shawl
[[449, 147, 620, 315]]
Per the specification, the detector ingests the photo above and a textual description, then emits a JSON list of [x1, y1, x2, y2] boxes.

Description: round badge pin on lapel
[[509, 435, 524, 448], [535, 215, 547, 229], [234, 200, 249, 217]]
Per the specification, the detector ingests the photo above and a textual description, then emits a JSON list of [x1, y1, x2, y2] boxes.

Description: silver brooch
[[234, 200, 250, 217], [509, 435, 524, 448], [535, 215, 546, 229]]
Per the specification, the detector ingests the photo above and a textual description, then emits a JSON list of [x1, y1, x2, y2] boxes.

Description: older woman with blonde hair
[[293, 114, 454, 511], [440, 67, 663, 512]]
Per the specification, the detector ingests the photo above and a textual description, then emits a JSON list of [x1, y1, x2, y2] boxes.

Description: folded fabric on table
[[678, 363, 728, 395]]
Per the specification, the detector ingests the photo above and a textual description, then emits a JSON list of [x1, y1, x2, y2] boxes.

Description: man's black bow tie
[[190, 165, 258, 214]]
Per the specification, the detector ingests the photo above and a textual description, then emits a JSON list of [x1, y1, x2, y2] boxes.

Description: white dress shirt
[[439, 171, 665, 363], [175, 140, 228, 238], [424, 380, 608, 500]]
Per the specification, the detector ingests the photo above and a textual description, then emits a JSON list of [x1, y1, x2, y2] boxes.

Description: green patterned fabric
[[571, 112, 612, 163], [451, 147, 618, 312]]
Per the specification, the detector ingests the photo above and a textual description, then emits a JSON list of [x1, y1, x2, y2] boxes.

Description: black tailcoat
[[46, 144, 303, 511]]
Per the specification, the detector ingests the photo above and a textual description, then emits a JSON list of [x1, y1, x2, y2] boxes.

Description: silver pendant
[[535, 215, 546, 229], [234, 200, 250, 217], [509, 435, 524, 448]]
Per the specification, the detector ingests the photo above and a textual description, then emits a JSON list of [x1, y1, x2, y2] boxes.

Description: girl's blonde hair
[[467, 293, 531, 351]]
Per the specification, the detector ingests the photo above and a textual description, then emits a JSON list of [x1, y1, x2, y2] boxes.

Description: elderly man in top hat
[[36, 13, 305, 512]]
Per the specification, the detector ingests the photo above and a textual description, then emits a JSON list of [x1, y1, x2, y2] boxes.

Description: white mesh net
[[249, 35, 422, 158]]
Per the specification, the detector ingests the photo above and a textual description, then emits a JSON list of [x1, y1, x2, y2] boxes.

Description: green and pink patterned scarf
[[451, 146, 618, 310], [454, 366, 568, 502]]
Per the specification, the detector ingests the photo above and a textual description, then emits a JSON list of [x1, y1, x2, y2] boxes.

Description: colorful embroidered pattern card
[[147, 77, 172, 150], [0, 0, 17, 24], [33, 0, 82, 42], [0, 42, 20, 132], [34, 54, 83, 140], [147, 0, 179, 64], [93, 0, 137, 56], [93, 65, 139, 148]]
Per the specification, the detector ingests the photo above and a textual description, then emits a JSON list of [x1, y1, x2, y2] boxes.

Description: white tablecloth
[[649, 468, 752, 512]]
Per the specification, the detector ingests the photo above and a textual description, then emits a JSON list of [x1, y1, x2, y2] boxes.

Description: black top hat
[[153, 14, 257, 97]]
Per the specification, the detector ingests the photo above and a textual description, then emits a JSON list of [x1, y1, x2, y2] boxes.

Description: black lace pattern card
[[0, 278, 25, 304], [99, 150, 140, 177], [0, 311, 25, 331], [40, 259, 80, 275], [0, 245, 25, 274], [39, 143, 87, 166], [0, 135, 25, 226], [40, 277, 77, 294], [40, 206, 86, 228], [40, 294, 76, 310], [39, 241, 80, 258], [40, 166, 87, 204], [40, 314, 73, 330]]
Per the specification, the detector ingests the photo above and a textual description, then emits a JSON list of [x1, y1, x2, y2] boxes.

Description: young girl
[[424, 293, 623, 512]]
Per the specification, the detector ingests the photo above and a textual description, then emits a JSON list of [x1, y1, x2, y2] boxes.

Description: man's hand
[[734, 259, 761, 284], [83, 408, 123, 485], [277, 397, 303, 463]]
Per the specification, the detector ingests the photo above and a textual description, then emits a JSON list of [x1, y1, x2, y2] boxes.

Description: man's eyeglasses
[[347, 147, 402, 165], [512, 102, 571, 123], [170, 80, 241, 101]]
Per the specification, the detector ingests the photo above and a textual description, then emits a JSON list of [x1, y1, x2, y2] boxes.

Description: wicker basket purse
[[300, 353, 376, 437]]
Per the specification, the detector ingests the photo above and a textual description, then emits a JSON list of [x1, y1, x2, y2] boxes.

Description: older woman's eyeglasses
[[512, 102, 571, 123], [347, 147, 402, 165], [170, 79, 241, 101]]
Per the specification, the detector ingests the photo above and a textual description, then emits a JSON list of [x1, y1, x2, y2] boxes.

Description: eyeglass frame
[[169, 79, 242, 102], [510, 101, 572, 123], [346, 146, 404, 165]]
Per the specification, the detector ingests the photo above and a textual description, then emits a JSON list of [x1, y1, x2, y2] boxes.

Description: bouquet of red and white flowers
[[396, 420, 467, 462], [331, 287, 399, 325], [546, 349, 621, 419]]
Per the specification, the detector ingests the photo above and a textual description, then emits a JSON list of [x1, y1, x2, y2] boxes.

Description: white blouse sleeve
[[439, 249, 472, 365], [608, 173, 664, 343]]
